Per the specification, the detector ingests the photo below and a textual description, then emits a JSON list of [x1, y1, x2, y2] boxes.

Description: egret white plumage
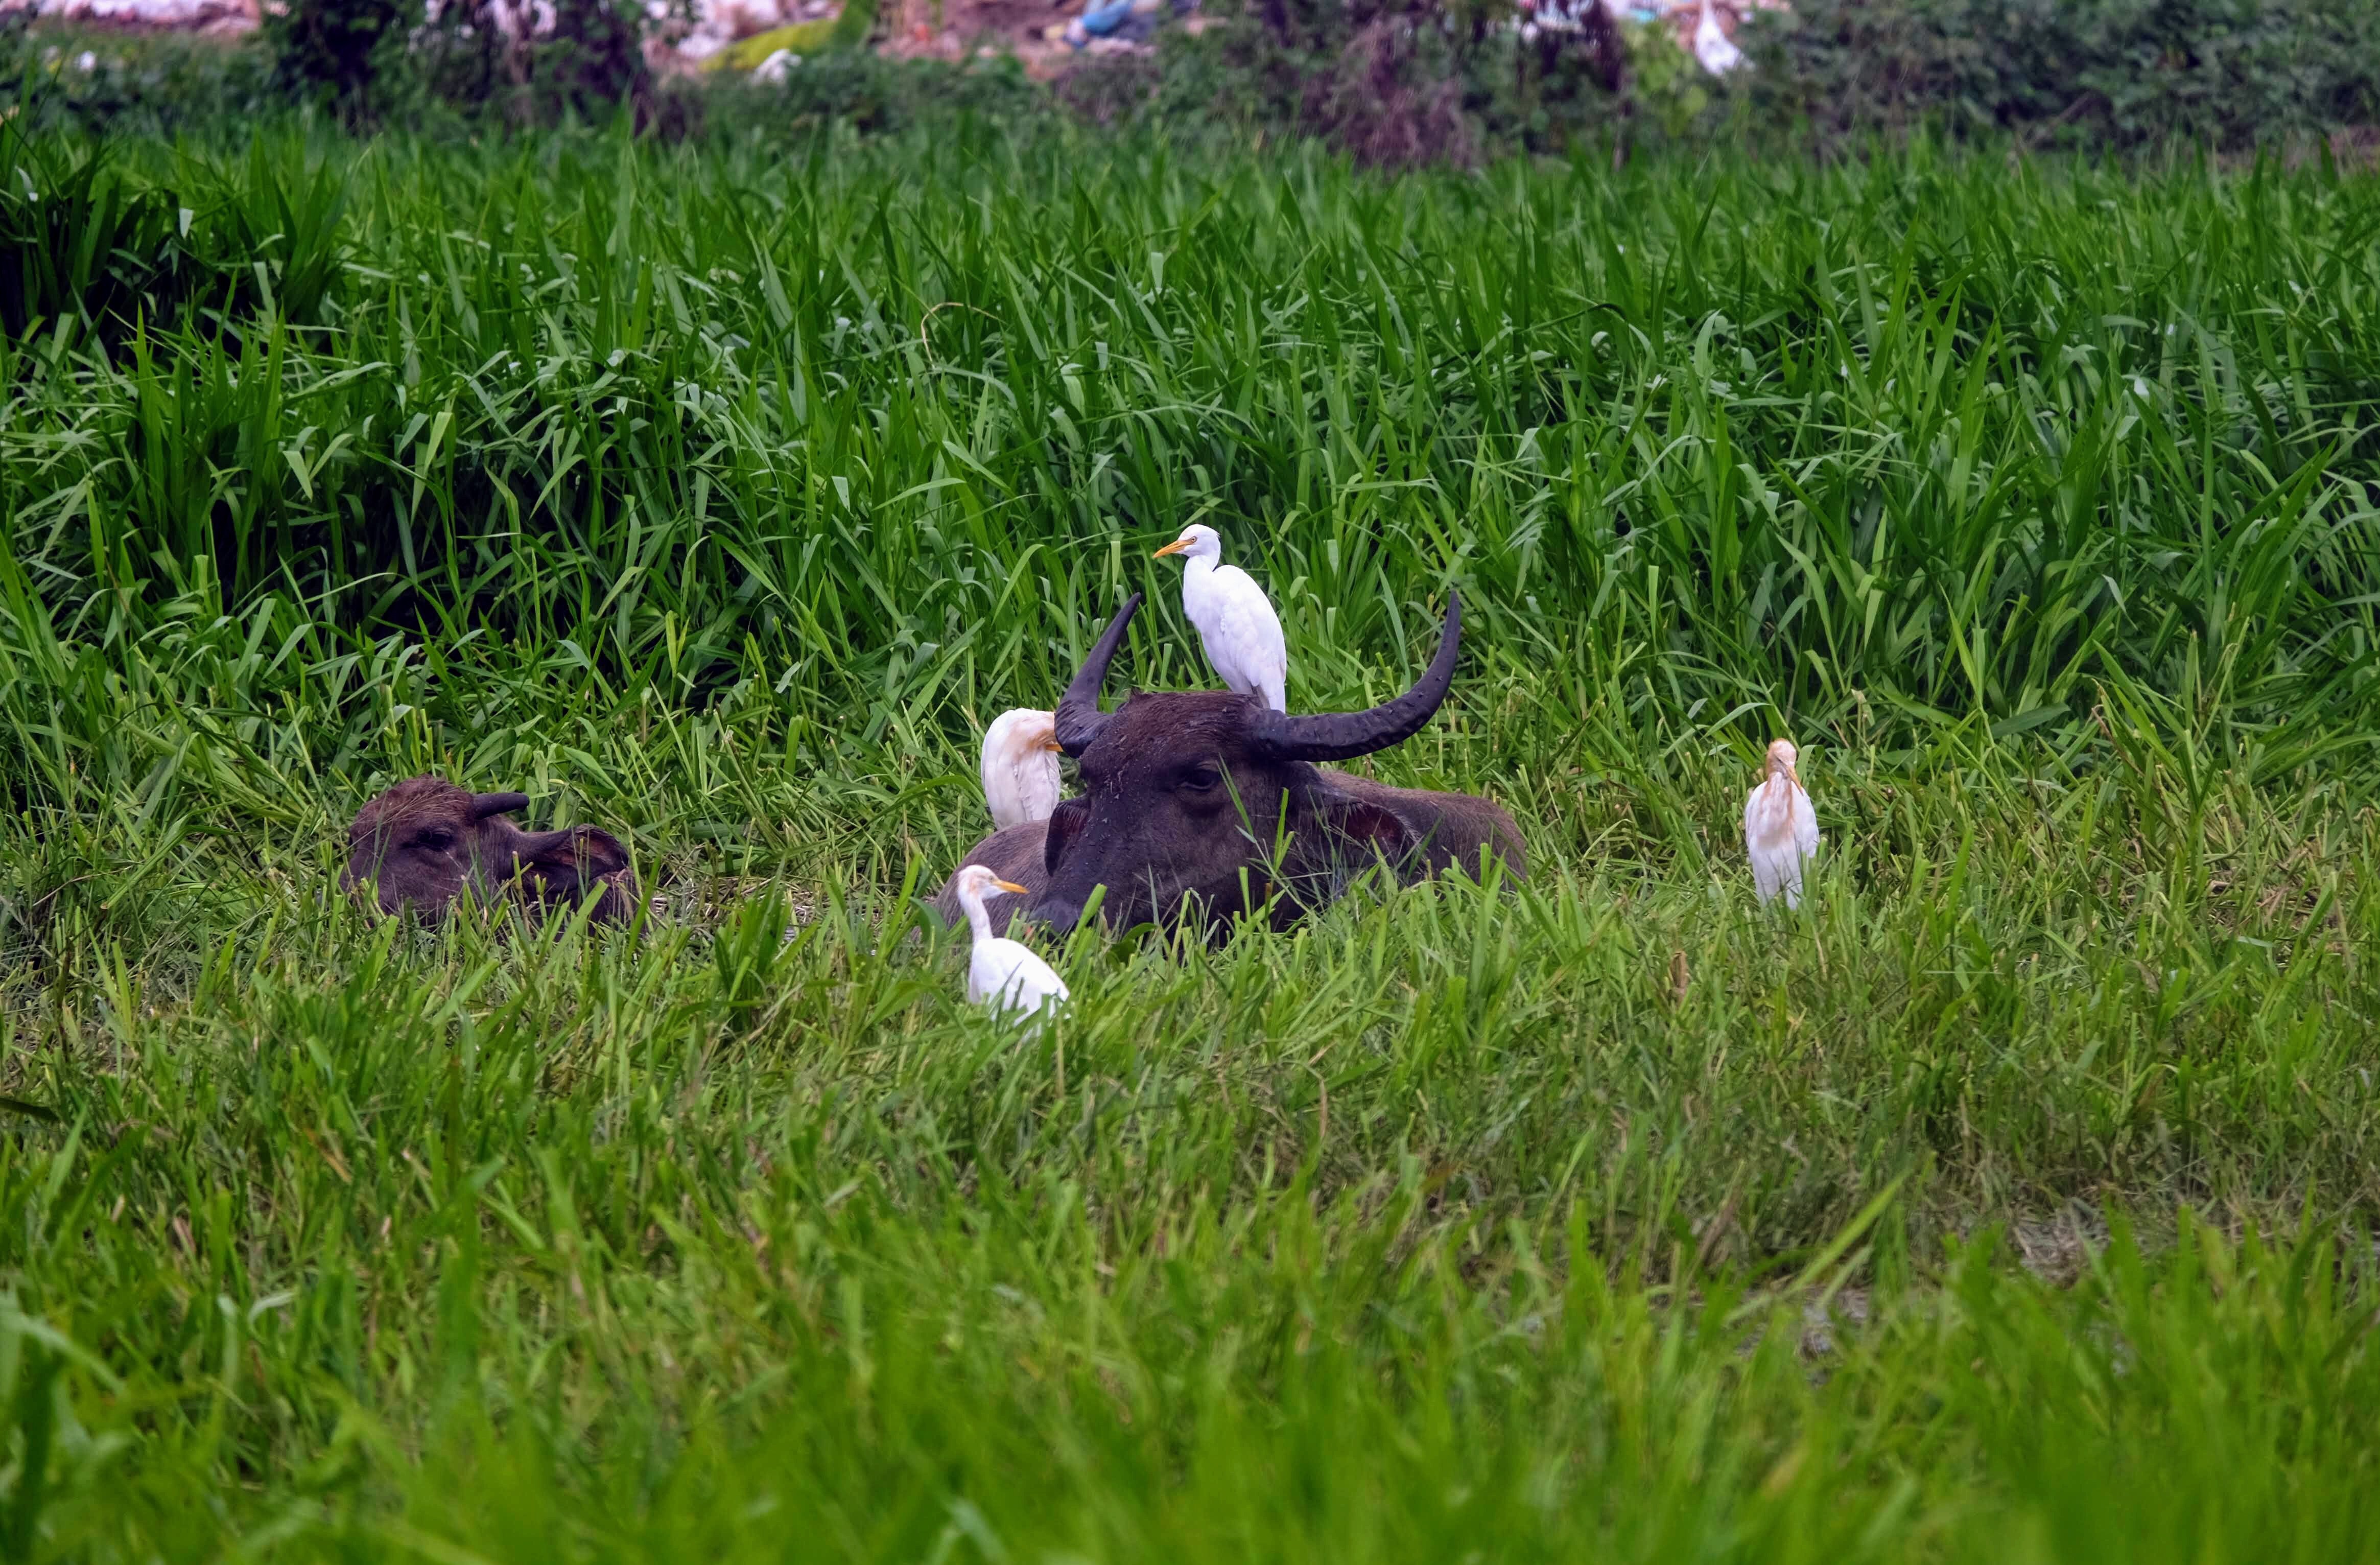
[[949, 863, 1071, 1019], [1743, 738, 1820, 907], [1152, 524, 1289, 713], [979, 708, 1064, 830], [1693, 0, 1743, 75]]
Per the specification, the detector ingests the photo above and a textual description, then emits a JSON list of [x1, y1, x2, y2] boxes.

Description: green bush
[[714, 49, 1040, 137], [263, 0, 422, 122], [0, 19, 277, 137], [1745, 0, 2380, 151], [7, 0, 2373, 167], [254, 0, 696, 128], [1056, 0, 1666, 166], [516, 0, 678, 125], [1067, 0, 2377, 164]]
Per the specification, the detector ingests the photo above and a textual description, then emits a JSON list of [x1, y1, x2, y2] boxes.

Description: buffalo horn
[[1250, 590, 1463, 762], [1054, 592, 1143, 757], [470, 791, 532, 820]]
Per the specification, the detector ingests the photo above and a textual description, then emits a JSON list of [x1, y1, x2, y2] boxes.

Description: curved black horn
[[1250, 590, 1463, 762], [1054, 593, 1142, 757], [470, 791, 531, 820]]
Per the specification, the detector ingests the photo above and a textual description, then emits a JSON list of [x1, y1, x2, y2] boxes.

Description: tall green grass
[[2, 120, 2379, 1561], [6, 826, 2380, 1560], [5, 126, 2379, 802]]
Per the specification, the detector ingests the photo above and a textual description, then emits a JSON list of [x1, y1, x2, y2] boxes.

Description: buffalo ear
[[575, 827, 630, 877], [514, 825, 630, 881], [1319, 798, 1413, 866], [1044, 798, 1088, 877]]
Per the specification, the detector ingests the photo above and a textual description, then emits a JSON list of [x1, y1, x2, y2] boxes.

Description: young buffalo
[[343, 777, 639, 925], [932, 590, 1524, 938]]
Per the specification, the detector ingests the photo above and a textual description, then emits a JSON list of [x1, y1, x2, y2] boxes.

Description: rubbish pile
[[0, 0, 1122, 75], [0, 0, 847, 69], [1046, 0, 1193, 56], [0, 0, 257, 33], [661, 0, 842, 70], [455, 0, 850, 72], [0, 0, 1773, 79], [1520, 0, 1769, 77]]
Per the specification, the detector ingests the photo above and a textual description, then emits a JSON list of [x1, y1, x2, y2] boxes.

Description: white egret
[[1693, 0, 1744, 75], [979, 708, 1064, 830], [949, 864, 1071, 1019], [1152, 524, 1289, 713], [1743, 738, 1820, 907]]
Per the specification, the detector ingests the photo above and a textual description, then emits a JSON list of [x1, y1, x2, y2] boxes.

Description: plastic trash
[[1693, 0, 1743, 74]]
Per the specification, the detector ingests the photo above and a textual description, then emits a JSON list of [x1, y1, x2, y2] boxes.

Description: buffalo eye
[[412, 828, 458, 853], [1179, 765, 1223, 794]]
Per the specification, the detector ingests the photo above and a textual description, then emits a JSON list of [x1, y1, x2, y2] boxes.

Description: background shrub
[[2, 0, 2374, 161], [1745, 0, 2380, 151], [0, 16, 276, 136], [263, 0, 421, 122], [251, 0, 696, 128], [1059, 0, 1663, 166], [1077, 0, 2379, 163], [719, 49, 1039, 137]]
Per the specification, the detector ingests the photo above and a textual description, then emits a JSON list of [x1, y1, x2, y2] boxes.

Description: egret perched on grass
[[1693, 0, 1744, 75], [948, 864, 1071, 1019], [1153, 524, 1288, 713], [1743, 739, 1820, 907], [979, 709, 1063, 830]]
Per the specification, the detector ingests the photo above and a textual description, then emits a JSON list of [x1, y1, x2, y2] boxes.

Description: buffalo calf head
[[343, 776, 638, 925]]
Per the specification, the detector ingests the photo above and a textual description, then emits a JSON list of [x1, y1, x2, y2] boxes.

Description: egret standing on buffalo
[[979, 709, 1064, 830], [948, 863, 1071, 1019], [1743, 738, 1820, 907], [1152, 524, 1289, 713]]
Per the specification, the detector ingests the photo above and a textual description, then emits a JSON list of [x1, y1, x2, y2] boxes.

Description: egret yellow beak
[[1041, 739, 1065, 753], [993, 878, 1030, 895], [1152, 538, 1192, 558]]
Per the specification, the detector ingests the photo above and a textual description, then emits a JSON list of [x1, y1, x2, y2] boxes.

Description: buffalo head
[[1021, 589, 1525, 935], [342, 776, 639, 925]]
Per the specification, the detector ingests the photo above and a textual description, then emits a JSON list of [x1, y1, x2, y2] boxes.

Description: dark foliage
[[1743, 0, 2380, 151], [0, 137, 195, 340], [1057, 0, 1640, 166], [5, 0, 2373, 161], [525, 0, 667, 124], [252, 0, 696, 128], [263, 0, 421, 122], [0, 131, 346, 343], [405, 0, 695, 130], [1065, 0, 2378, 163], [0, 15, 277, 136]]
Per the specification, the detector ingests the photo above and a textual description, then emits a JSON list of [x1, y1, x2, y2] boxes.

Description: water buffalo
[[931, 590, 1524, 936], [343, 776, 639, 925]]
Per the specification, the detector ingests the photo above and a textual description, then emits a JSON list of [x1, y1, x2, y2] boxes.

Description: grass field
[[4, 119, 2380, 1560]]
